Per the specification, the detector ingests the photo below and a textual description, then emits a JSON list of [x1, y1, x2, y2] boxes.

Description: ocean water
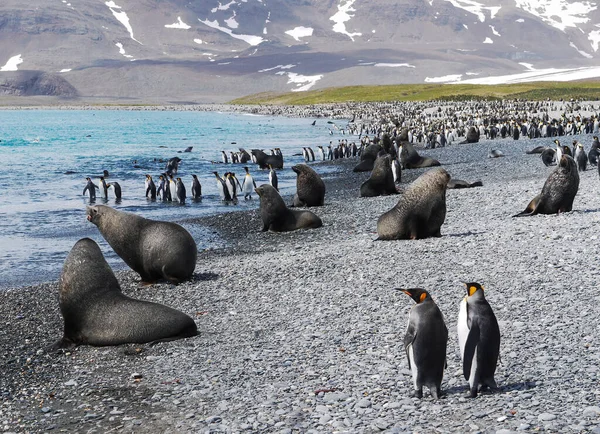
[[0, 110, 344, 289]]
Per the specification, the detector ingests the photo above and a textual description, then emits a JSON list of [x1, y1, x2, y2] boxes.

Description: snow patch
[[0, 54, 23, 72], [285, 26, 313, 41], [483, 37, 493, 43], [490, 25, 500, 36], [258, 64, 295, 72], [466, 72, 480, 76], [461, 66, 600, 84], [443, 0, 501, 23], [199, 19, 264, 46], [225, 13, 239, 29], [570, 42, 593, 58], [514, 0, 596, 32], [194, 39, 204, 44], [59, 68, 72, 73], [519, 62, 535, 70], [463, 24, 469, 29], [589, 27, 600, 51], [374, 63, 416, 68], [165, 17, 191, 30], [330, 0, 362, 41], [425, 74, 463, 83], [284, 72, 323, 92], [211, 1, 236, 13], [516, 18, 525, 22], [105, 1, 141, 44], [116, 42, 134, 59]]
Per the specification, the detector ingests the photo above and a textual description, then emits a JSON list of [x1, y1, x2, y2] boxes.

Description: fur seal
[[514, 154, 579, 217], [360, 155, 398, 197], [251, 149, 283, 169], [400, 142, 441, 169], [87, 205, 197, 283], [540, 148, 556, 167], [53, 238, 197, 349], [291, 164, 325, 207], [353, 144, 381, 172], [459, 126, 480, 144], [255, 184, 322, 232], [377, 168, 450, 240]]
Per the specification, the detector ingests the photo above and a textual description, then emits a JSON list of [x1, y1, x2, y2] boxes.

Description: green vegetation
[[230, 82, 600, 105]]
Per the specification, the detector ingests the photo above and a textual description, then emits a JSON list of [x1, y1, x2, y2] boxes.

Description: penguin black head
[[192, 174, 197, 179], [213, 171, 219, 177], [554, 139, 560, 146], [464, 282, 484, 297], [396, 288, 430, 304], [243, 166, 249, 173]]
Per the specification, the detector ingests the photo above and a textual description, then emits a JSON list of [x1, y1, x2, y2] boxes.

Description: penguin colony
[[71, 102, 600, 400]]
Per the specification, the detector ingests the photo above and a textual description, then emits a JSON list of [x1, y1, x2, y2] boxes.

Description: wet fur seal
[[53, 238, 197, 349], [251, 149, 283, 169], [514, 155, 579, 217], [360, 154, 398, 197], [256, 184, 322, 232], [87, 205, 197, 283], [377, 168, 450, 240], [291, 164, 325, 207], [400, 142, 441, 169]]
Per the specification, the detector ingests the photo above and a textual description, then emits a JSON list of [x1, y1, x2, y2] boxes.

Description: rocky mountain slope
[[1, 0, 599, 103]]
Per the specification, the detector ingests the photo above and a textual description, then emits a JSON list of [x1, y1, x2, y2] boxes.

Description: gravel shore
[[3, 135, 600, 433]]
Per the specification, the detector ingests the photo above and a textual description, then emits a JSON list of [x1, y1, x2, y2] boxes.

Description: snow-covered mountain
[[1, 0, 600, 102]]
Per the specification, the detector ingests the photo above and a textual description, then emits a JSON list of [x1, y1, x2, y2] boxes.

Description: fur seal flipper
[[54, 238, 197, 349], [87, 205, 197, 283]]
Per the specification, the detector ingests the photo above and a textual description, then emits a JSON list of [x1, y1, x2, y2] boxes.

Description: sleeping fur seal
[[54, 238, 197, 349], [377, 168, 450, 240], [291, 164, 325, 207], [360, 154, 398, 197], [399, 141, 441, 169], [514, 154, 579, 217], [256, 184, 322, 232], [87, 205, 197, 283]]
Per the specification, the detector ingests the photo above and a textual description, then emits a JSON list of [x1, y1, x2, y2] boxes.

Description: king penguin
[[83, 177, 99, 200], [99, 176, 109, 199], [107, 182, 122, 200], [213, 172, 232, 201], [145, 175, 157, 200], [191, 174, 202, 200], [242, 166, 257, 200], [168, 175, 177, 201], [398, 287, 448, 399], [176, 177, 186, 204], [269, 164, 278, 192], [574, 141, 587, 172], [457, 282, 501, 398]]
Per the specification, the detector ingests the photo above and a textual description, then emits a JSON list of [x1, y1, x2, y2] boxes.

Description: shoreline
[[4, 134, 600, 432]]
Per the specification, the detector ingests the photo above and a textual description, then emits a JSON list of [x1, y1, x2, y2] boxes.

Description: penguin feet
[[412, 389, 423, 399]]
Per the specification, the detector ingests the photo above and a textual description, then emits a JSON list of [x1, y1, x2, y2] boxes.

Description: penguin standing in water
[[316, 145, 325, 161], [574, 141, 587, 172], [213, 172, 232, 201], [191, 174, 202, 200], [145, 175, 157, 200], [157, 175, 169, 201], [107, 182, 122, 200], [307, 147, 315, 162], [242, 166, 257, 200], [99, 177, 109, 199], [225, 172, 242, 201], [269, 164, 278, 192], [83, 177, 99, 200], [221, 150, 229, 164], [176, 177, 186, 204], [399, 287, 448, 399], [457, 282, 501, 398], [169, 175, 177, 202]]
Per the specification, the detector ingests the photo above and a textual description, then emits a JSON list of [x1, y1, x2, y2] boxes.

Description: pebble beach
[[2, 132, 600, 433]]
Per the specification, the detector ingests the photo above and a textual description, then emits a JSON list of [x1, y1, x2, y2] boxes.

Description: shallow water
[[0, 110, 345, 289]]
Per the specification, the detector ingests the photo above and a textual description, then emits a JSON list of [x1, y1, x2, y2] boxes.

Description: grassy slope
[[230, 82, 600, 105]]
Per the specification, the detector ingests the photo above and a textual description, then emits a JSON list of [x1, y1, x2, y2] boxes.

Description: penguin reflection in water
[[399, 288, 448, 399], [457, 282, 501, 398]]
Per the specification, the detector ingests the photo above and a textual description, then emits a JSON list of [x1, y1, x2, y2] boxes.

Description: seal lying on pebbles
[[53, 238, 197, 349], [291, 164, 325, 207], [256, 184, 322, 232], [377, 168, 450, 240], [87, 205, 197, 283], [514, 154, 579, 217], [447, 179, 483, 189], [360, 155, 398, 197], [399, 142, 441, 169]]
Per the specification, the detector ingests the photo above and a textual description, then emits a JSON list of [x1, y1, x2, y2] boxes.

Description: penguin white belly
[[216, 181, 225, 199], [243, 177, 253, 195], [170, 182, 177, 199], [226, 181, 234, 198], [408, 344, 418, 390], [468, 347, 478, 389], [392, 162, 399, 183], [457, 298, 469, 360]]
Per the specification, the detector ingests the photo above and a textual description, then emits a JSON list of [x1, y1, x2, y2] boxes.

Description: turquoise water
[[0, 110, 342, 289]]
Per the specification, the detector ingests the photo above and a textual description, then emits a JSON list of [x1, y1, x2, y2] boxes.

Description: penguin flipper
[[463, 322, 480, 382], [403, 326, 416, 370]]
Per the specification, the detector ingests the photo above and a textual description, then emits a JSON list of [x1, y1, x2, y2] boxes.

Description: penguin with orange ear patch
[[457, 282, 501, 398], [398, 288, 448, 399]]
